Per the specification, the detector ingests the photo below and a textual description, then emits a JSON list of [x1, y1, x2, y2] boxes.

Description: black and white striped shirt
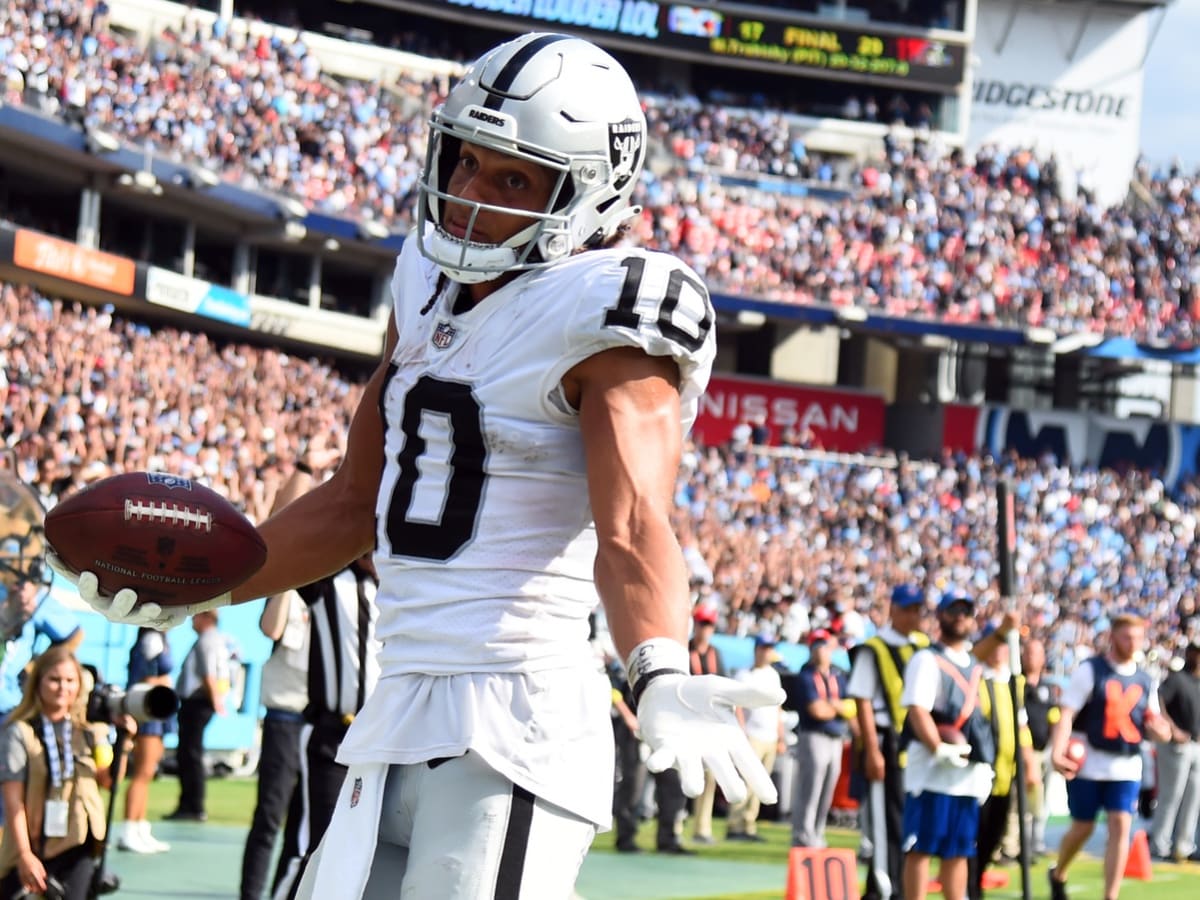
[[298, 562, 380, 723]]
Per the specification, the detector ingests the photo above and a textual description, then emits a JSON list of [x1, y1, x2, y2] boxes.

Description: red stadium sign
[[693, 375, 885, 451]]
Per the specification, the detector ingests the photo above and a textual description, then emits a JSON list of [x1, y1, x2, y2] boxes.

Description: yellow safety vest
[[985, 674, 1033, 797], [867, 632, 931, 735]]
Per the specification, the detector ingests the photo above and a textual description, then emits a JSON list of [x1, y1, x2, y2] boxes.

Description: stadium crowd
[[3, 281, 1197, 685], [3, 0, 1199, 345]]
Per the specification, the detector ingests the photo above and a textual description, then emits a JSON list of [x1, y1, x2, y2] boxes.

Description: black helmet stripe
[[482, 33, 573, 111]]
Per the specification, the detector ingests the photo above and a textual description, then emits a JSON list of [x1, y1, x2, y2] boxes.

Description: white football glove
[[933, 741, 972, 768], [637, 672, 786, 805], [46, 551, 230, 630]]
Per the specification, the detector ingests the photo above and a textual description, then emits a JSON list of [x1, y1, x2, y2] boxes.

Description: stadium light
[[282, 221, 307, 243], [1051, 333, 1104, 354], [736, 310, 766, 327], [189, 167, 220, 189], [85, 128, 121, 154], [357, 220, 391, 241], [277, 197, 309, 220], [116, 171, 163, 197]]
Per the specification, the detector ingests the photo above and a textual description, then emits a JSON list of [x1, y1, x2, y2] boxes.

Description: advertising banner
[[694, 374, 885, 451], [13, 229, 135, 295], [968, 3, 1150, 206], [145, 266, 252, 327]]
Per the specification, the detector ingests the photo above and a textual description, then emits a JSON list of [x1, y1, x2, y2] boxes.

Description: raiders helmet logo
[[432, 321, 457, 350], [609, 118, 645, 192]]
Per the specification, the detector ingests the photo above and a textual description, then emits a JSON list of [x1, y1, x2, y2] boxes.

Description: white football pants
[[295, 751, 596, 900]]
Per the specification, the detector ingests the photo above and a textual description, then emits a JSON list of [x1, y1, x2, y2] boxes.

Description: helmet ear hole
[[551, 178, 575, 214]]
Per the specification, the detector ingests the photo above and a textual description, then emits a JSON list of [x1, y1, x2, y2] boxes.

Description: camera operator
[[0, 646, 132, 900]]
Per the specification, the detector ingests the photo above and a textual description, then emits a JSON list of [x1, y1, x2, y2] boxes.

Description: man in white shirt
[[901, 592, 995, 900], [727, 635, 786, 841], [1047, 613, 1171, 900]]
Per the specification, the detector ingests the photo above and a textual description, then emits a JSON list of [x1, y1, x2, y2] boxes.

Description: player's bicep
[[576, 347, 689, 652], [576, 347, 682, 543], [335, 313, 399, 506]]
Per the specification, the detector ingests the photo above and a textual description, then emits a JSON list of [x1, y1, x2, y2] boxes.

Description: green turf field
[[116, 776, 1200, 899]]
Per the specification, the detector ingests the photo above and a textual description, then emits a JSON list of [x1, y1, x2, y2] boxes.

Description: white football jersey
[[339, 235, 714, 827], [371, 236, 715, 677]]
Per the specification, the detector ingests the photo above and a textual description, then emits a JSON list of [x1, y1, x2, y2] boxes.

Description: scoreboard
[[388, 0, 969, 91]]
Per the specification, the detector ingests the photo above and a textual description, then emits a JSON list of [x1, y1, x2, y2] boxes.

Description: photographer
[[0, 645, 131, 900]]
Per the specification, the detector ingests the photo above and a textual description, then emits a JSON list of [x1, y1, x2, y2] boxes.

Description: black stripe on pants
[[494, 785, 535, 900]]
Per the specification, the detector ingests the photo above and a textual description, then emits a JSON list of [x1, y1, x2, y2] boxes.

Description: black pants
[[969, 790, 1013, 900], [275, 718, 350, 900], [0, 840, 95, 900], [653, 767, 686, 849], [863, 730, 906, 900], [239, 710, 305, 900], [176, 695, 215, 815], [612, 715, 644, 846]]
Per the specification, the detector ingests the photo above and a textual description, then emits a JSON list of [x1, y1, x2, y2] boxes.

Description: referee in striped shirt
[[267, 443, 381, 900]]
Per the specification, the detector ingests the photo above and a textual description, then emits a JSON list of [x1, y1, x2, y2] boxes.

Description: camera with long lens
[[86, 682, 179, 725]]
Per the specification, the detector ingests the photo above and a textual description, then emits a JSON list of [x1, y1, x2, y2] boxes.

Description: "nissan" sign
[[693, 375, 885, 452]]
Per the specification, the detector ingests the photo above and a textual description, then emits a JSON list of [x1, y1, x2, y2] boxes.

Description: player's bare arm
[[906, 703, 943, 753], [231, 313, 399, 604], [1049, 706, 1078, 774], [570, 345, 689, 658]]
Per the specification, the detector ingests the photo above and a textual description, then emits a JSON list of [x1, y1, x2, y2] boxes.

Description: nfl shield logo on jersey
[[350, 776, 362, 808], [432, 321, 457, 350]]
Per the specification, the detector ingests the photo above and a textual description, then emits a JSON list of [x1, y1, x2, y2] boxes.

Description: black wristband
[[631, 667, 686, 707], [295, 460, 314, 476]]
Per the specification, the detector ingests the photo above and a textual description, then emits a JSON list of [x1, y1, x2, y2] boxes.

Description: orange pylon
[[1125, 829, 1153, 881]]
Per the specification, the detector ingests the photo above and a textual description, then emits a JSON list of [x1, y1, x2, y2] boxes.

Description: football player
[[56, 33, 784, 898]]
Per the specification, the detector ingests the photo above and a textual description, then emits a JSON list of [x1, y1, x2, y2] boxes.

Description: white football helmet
[[417, 33, 648, 283]]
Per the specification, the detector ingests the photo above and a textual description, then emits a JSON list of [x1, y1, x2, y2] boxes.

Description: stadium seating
[[3, 1, 1197, 343]]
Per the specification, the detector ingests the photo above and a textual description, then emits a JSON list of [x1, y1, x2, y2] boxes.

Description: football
[[937, 724, 967, 745], [1065, 737, 1087, 772], [44, 472, 267, 607]]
